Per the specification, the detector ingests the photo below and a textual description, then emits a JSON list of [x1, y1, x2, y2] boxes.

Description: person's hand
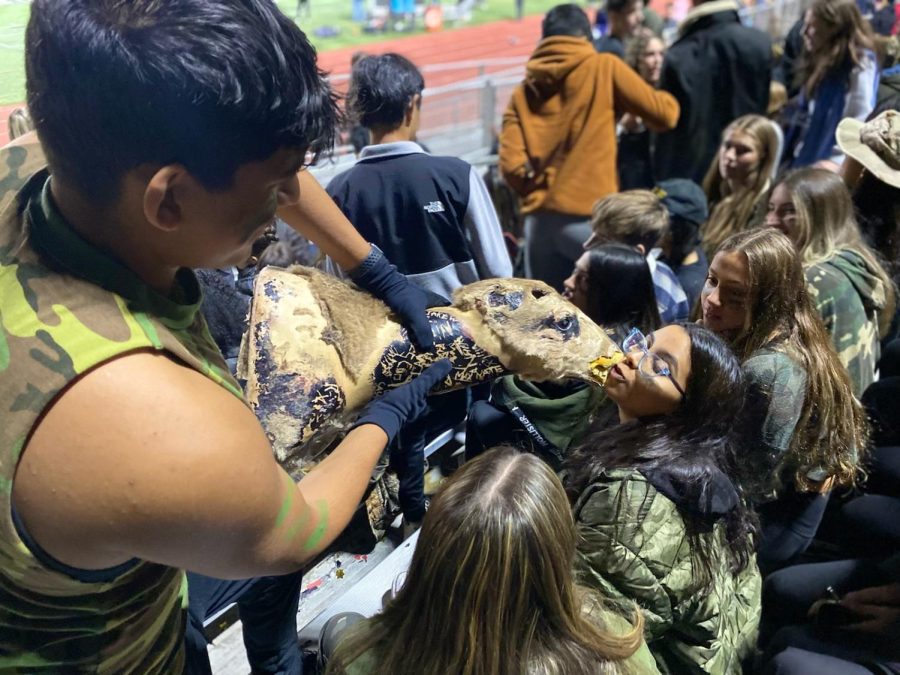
[[815, 475, 836, 494], [349, 245, 450, 351], [840, 583, 900, 635], [351, 360, 453, 443], [620, 113, 643, 133]]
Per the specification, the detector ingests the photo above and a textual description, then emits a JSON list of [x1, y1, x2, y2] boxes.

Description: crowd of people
[[1, 0, 899, 674]]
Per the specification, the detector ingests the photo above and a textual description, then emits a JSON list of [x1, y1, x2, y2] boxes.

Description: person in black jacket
[[654, 0, 773, 182], [326, 53, 512, 537]]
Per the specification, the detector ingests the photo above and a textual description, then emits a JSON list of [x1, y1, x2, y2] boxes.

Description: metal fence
[[312, 62, 525, 183], [0, 0, 805, 174], [312, 0, 807, 182]]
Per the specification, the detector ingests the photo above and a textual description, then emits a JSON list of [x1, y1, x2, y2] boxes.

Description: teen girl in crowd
[[564, 244, 662, 342], [701, 114, 781, 256], [326, 447, 659, 675], [766, 167, 896, 394], [701, 228, 867, 569], [781, 0, 876, 169], [617, 28, 667, 191], [564, 323, 761, 673], [465, 244, 660, 464]]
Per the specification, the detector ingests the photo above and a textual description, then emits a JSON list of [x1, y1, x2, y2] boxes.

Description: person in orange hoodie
[[500, 3, 679, 291]]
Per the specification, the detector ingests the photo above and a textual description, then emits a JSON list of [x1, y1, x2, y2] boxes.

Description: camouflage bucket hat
[[837, 110, 900, 189]]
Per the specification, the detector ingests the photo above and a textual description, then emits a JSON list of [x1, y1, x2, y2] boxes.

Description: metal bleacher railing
[[311, 58, 526, 183], [0, 0, 804, 159]]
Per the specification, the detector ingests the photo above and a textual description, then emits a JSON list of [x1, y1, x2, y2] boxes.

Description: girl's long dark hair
[[584, 244, 661, 338], [564, 323, 757, 582]]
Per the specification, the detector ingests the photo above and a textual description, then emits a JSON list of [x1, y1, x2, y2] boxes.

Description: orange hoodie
[[500, 36, 680, 216]]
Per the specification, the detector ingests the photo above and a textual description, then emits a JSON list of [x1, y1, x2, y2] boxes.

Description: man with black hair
[[326, 53, 511, 533], [653, 0, 772, 182], [595, 0, 645, 58], [0, 2, 450, 672], [500, 2, 679, 292], [327, 53, 511, 299]]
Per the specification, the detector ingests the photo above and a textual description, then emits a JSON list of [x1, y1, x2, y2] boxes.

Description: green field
[[0, 1, 564, 106], [0, 5, 28, 106]]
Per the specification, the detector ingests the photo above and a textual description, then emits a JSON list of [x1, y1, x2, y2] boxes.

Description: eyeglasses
[[621, 328, 686, 397]]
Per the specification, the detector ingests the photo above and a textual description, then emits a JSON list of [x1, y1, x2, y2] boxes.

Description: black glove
[[349, 245, 450, 351], [351, 360, 453, 444]]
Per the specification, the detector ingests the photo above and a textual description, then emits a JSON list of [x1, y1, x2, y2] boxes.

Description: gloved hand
[[351, 360, 453, 444], [349, 245, 450, 351]]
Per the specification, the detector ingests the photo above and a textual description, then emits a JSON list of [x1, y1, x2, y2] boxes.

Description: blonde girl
[[701, 114, 782, 256]]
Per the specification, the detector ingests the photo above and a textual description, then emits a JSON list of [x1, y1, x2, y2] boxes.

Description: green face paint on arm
[[274, 473, 295, 529], [302, 500, 329, 553], [274, 473, 330, 554]]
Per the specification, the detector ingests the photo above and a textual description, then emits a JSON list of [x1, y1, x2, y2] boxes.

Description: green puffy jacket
[[572, 469, 761, 674]]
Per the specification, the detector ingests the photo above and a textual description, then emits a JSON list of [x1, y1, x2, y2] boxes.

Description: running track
[[317, 13, 544, 87], [0, 14, 546, 145]]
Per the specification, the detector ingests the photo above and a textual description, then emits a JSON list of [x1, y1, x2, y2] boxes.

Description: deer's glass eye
[[539, 314, 579, 340]]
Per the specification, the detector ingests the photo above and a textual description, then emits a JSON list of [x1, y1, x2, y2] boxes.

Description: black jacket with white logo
[[325, 142, 512, 298]]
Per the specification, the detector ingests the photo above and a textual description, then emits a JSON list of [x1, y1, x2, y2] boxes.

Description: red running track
[[317, 13, 544, 89], [0, 14, 545, 145]]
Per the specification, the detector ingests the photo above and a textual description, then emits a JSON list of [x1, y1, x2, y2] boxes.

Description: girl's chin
[[702, 318, 736, 340], [771, 223, 791, 238]]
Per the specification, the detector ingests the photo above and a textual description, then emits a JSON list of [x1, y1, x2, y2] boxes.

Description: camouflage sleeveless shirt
[[0, 137, 242, 672]]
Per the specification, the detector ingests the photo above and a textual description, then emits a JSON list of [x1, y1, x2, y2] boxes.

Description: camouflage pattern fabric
[[573, 468, 761, 674], [0, 137, 241, 672], [742, 347, 810, 500], [806, 250, 885, 396]]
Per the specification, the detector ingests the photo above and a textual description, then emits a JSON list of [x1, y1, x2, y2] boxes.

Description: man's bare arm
[[12, 352, 396, 579], [276, 169, 443, 350], [276, 170, 371, 271]]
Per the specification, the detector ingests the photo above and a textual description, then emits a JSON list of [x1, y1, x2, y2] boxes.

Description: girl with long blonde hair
[[701, 228, 868, 568], [782, 0, 877, 168], [701, 114, 781, 256], [327, 447, 655, 675], [766, 167, 896, 393]]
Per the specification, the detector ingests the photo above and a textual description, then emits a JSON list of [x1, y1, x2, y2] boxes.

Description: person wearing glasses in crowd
[[700, 228, 868, 571], [464, 243, 661, 466], [562, 323, 762, 674]]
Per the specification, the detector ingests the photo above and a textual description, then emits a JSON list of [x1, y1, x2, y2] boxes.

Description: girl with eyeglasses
[[562, 322, 762, 674], [700, 228, 868, 570], [464, 245, 661, 466]]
